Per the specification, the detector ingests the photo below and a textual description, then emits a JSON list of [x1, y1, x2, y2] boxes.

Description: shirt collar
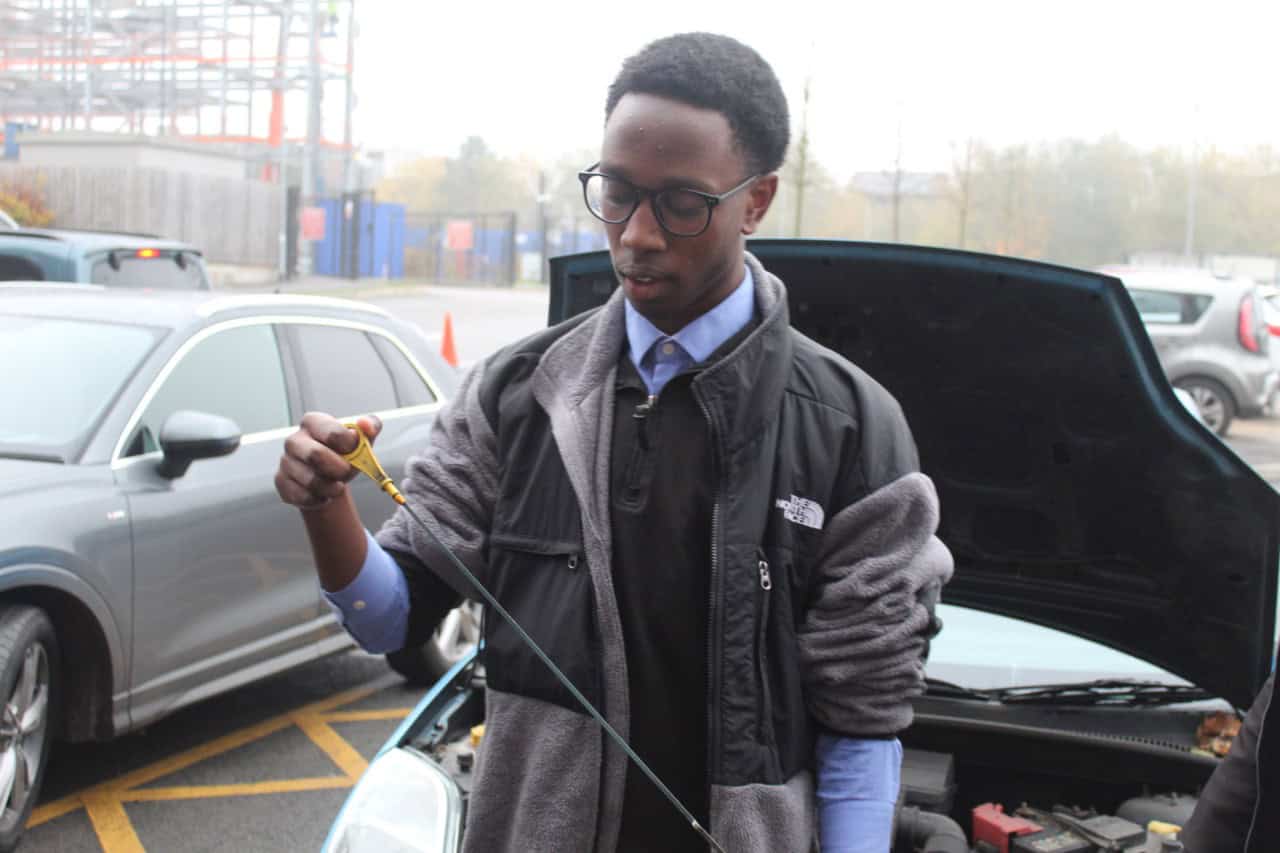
[[624, 265, 755, 367]]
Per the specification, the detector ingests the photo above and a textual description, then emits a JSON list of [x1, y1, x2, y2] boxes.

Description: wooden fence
[[0, 164, 282, 267]]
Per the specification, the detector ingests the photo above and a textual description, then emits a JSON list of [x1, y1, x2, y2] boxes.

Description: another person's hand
[[275, 413, 382, 510]]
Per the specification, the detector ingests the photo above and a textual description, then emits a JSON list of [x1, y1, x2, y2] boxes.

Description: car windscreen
[[90, 251, 208, 290], [0, 314, 165, 459]]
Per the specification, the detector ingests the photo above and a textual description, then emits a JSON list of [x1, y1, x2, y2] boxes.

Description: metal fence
[[0, 164, 282, 267], [404, 211, 517, 286]]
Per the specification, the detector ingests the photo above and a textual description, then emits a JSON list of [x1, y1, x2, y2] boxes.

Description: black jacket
[[376, 254, 953, 852]]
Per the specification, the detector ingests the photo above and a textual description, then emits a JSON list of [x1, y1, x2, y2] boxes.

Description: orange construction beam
[[179, 134, 353, 151]]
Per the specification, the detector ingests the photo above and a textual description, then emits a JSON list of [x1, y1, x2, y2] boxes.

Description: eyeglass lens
[[583, 175, 710, 236]]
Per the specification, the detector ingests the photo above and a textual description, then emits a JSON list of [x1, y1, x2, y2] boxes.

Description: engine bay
[[896, 746, 1193, 852], [406, 668, 1217, 852]]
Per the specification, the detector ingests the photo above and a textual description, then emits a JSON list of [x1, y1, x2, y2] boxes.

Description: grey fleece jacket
[[376, 254, 954, 852]]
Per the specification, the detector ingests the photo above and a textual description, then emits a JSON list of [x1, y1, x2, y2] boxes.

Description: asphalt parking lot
[[26, 652, 419, 853]]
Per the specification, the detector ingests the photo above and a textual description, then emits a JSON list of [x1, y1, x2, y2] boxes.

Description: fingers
[[355, 414, 383, 442], [274, 455, 345, 508], [301, 411, 363, 455], [276, 412, 369, 509]]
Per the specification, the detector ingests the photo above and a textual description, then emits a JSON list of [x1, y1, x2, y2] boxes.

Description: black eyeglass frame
[[577, 164, 759, 238]]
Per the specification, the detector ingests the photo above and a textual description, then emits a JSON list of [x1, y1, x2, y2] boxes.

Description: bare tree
[[791, 76, 812, 237], [891, 103, 904, 242], [952, 137, 975, 249]]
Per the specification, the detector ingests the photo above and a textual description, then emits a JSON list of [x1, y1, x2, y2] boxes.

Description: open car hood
[[549, 239, 1280, 708]]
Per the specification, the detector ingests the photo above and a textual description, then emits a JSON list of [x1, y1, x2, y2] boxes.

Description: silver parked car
[[1105, 266, 1279, 435], [0, 284, 458, 852]]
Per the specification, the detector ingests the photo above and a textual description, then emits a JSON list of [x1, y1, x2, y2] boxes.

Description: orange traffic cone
[[441, 312, 459, 368]]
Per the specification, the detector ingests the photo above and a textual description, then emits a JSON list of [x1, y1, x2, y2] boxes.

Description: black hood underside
[[549, 239, 1280, 708]]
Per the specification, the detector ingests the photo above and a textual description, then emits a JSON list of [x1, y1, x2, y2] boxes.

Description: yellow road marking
[[82, 793, 145, 853], [294, 715, 369, 780], [28, 670, 405, 850], [28, 798, 81, 829], [124, 777, 353, 802], [319, 708, 413, 723], [28, 715, 296, 828]]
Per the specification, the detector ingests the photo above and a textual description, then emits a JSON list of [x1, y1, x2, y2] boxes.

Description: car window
[[0, 315, 163, 455], [126, 324, 290, 456], [291, 324, 400, 416], [926, 603, 1187, 689], [0, 253, 47, 281], [1128, 288, 1212, 325], [369, 334, 437, 406], [1129, 289, 1182, 324], [90, 251, 207, 290]]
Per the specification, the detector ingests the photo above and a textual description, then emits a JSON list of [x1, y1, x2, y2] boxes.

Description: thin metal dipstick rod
[[341, 425, 727, 853]]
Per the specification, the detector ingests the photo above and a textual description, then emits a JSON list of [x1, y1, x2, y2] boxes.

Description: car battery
[[1007, 812, 1155, 853], [901, 749, 957, 813], [1011, 829, 1093, 853], [973, 803, 1042, 853], [1076, 815, 1146, 848]]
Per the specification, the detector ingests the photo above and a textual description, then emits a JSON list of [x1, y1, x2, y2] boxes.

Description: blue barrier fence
[[312, 197, 406, 279]]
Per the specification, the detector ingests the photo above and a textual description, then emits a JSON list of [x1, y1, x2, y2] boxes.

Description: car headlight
[[324, 746, 464, 853]]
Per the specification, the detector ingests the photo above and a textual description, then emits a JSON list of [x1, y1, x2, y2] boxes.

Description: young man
[[275, 33, 952, 852]]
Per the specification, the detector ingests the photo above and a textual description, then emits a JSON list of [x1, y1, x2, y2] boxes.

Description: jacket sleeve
[[375, 360, 501, 650], [796, 471, 952, 736], [1182, 674, 1271, 852]]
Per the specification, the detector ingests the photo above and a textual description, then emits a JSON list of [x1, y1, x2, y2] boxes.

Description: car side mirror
[[156, 410, 242, 479]]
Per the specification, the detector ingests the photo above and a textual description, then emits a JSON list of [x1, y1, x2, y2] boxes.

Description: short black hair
[[605, 32, 790, 175]]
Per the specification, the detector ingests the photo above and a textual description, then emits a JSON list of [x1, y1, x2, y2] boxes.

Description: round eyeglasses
[[578, 165, 758, 238]]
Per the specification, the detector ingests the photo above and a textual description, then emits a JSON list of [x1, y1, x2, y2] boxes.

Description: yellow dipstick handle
[[341, 421, 406, 505]]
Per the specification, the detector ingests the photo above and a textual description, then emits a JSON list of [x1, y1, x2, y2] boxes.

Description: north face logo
[[775, 495, 825, 530]]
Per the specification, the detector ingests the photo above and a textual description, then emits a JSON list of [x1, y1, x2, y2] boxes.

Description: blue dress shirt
[[623, 265, 758, 395], [324, 264, 900, 851]]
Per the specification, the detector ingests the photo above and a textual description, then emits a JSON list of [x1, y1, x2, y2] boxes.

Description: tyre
[[1174, 377, 1237, 436], [0, 607, 59, 853], [386, 602, 481, 686]]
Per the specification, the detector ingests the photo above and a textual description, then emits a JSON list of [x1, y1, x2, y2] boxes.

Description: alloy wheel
[[1186, 385, 1227, 433], [0, 645, 48, 818]]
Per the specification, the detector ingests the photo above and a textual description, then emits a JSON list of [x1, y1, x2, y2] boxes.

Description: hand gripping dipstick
[[341, 423, 728, 853]]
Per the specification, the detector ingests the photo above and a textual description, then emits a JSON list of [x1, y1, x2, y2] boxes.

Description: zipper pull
[[758, 558, 772, 591], [567, 554, 580, 571], [634, 395, 656, 450]]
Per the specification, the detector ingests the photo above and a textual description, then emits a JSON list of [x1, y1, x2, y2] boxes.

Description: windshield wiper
[[924, 677, 996, 702], [993, 679, 1213, 707]]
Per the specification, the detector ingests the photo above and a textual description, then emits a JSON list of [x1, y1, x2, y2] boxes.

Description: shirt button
[[353, 600, 367, 610], [661, 342, 676, 356]]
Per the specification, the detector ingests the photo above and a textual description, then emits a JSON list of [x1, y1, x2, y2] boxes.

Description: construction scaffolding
[[0, 0, 355, 186]]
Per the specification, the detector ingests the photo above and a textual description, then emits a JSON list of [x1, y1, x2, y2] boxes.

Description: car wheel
[[0, 607, 58, 853], [1175, 377, 1237, 436], [385, 602, 481, 686]]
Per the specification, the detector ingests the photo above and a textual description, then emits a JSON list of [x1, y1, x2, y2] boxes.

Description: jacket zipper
[[755, 551, 780, 777], [696, 389, 723, 794], [633, 394, 657, 450]]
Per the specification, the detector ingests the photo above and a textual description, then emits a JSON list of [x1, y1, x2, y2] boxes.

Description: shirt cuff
[[815, 734, 902, 853], [322, 529, 411, 654]]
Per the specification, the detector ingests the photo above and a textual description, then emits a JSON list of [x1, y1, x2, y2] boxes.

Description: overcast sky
[[348, 0, 1280, 180]]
